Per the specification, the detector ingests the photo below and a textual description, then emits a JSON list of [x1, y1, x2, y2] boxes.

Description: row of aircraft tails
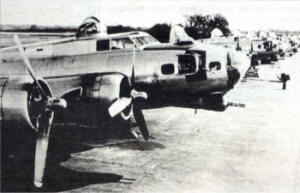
[[0, 16, 290, 188]]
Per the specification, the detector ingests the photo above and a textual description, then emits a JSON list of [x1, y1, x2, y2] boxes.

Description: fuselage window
[[97, 40, 110, 51], [178, 54, 197, 74], [209, 61, 221, 71]]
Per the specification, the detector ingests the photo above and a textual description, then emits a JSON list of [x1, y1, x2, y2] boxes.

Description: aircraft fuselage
[[0, 33, 232, 98]]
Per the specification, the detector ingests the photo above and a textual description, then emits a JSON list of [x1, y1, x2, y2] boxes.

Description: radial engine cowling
[[1, 76, 52, 129]]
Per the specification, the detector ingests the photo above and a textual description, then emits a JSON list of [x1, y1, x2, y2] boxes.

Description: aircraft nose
[[227, 66, 241, 89]]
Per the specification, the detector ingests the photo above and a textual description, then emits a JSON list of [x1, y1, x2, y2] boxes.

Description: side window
[[209, 61, 221, 71], [97, 40, 110, 51], [178, 54, 197, 74]]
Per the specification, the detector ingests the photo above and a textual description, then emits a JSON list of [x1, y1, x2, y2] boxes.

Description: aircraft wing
[[0, 32, 74, 48], [43, 72, 106, 99]]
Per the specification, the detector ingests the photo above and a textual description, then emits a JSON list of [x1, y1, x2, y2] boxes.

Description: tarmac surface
[[2, 53, 300, 193]]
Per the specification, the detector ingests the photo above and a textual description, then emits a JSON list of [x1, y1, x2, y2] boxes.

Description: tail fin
[[169, 24, 194, 45]]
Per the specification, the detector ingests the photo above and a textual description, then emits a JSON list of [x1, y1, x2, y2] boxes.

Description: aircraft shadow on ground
[[2, 158, 123, 192], [1, 120, 165, 192], [1, 137, 124, 192], [43, 167, 123, 192], [1, 103, 169, 191], [1, 124, 131, 192]]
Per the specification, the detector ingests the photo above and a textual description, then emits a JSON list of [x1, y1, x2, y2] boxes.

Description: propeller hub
[[130, 89, 148, 100], [47, 98, 67, 110]]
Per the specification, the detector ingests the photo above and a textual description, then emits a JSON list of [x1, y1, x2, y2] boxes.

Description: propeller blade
[[14, 35, 48, 98], [108, 97, 132, 118], [133, 104, 149, 141], [33, 109, 54, 188], [131, 68, 135, 88], [130, 67, 149, 140]]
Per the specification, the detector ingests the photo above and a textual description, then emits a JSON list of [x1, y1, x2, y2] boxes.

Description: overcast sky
[[1, 0, 300, 31]]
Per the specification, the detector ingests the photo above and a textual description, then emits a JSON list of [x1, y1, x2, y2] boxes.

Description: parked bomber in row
[[0, 17, 248, 188]]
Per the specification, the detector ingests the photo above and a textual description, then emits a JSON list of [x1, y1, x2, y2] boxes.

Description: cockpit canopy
[[76, 16, 107, 38], [107, 31, 160, 50], [133, 35, 159, 47]]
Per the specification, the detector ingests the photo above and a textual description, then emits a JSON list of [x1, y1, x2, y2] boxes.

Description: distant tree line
[[0, 13, 230, 42], [146, 14, 230, 41], [184, 14, 230, 39], [107, 13, 230, 42]]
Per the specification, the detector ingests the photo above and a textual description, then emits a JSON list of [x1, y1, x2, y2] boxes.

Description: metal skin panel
[[135, 50, 183, 83], [53, 39, 96, 57], [59, 74, 129, 125], [25, 44, 53, 59], [0, 49, 27, 76], [92, 74, 125, 107], [107, 49, 134, 77], [135, 48, 229, 95], [46, 76, 82, 97]]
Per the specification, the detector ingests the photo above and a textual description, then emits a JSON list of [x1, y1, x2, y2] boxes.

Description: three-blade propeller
[[14, 34, 150, 188], [108, 69, 150, 141], [14, 35, 67, 188]]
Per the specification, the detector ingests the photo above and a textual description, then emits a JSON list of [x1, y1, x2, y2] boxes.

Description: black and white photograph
[[0, 0, 300, 192]]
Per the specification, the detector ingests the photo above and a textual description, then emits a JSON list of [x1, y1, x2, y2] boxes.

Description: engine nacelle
[[69, 73, 132, 125], [1, 76, 52, 129], [1, 76, 34, 129], [85, 73, 131, 105]]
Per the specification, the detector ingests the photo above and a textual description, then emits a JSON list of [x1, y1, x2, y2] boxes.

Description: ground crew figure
[[235, 37, 242, 51], [280, 73, 290, 90]]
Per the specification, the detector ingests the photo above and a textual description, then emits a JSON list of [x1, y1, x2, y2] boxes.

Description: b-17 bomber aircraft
[[0, 17, 248, 188]]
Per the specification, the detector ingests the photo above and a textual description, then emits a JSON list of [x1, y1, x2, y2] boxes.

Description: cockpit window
[[132, 38, 143, 47], [139, 36, 158, 44], [123, 38, 135, 49], [96, 35, 159, 51], [132, 35, 159, 47], [111, 38, 134, 49]]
